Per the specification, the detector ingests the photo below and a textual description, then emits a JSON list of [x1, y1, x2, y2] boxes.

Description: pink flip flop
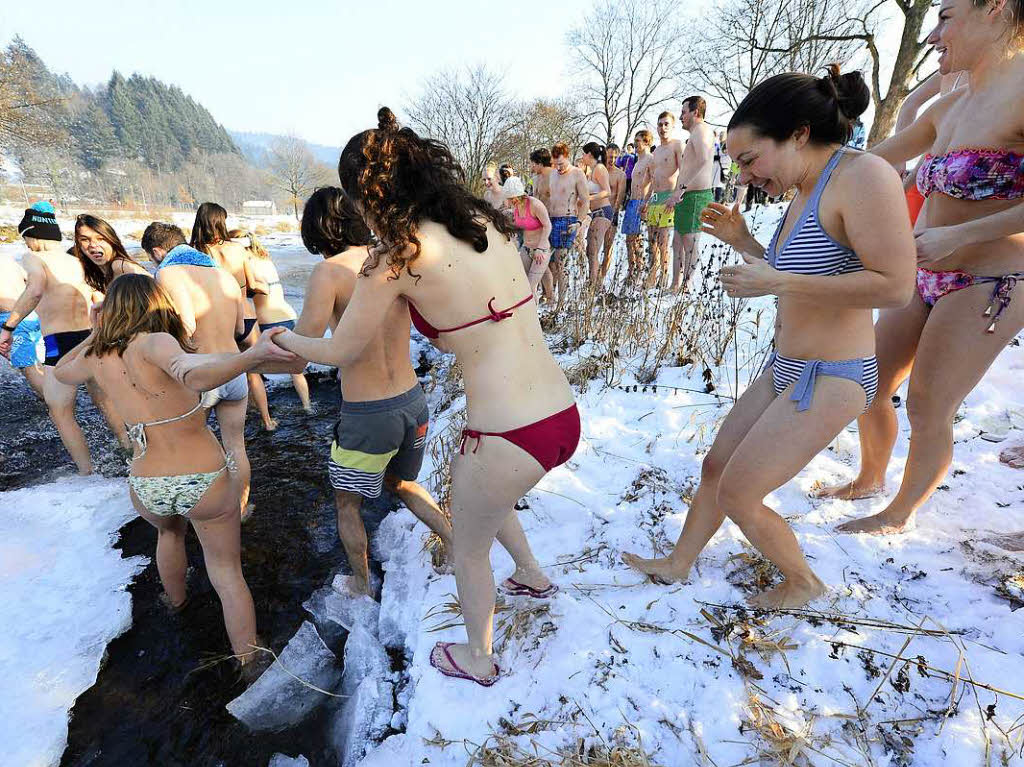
[[429, 642, 500, 687], [498, 577, 559, 599]]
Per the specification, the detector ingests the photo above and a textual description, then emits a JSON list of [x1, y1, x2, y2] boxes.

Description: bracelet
[[1, 323, 16, 332]]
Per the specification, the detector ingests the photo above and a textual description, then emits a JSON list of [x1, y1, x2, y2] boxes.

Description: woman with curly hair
[[271, 108, 580, 686]]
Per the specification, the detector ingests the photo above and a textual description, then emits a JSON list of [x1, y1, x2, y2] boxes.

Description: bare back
[[325, 248, 419, 401], [27, 248, 92, 335], [86, 335, 227, 476], [157, 265, 242, 354], [250, 258, 296, 324], [0, 254, 28, 312], [392, 221, 573, 429]]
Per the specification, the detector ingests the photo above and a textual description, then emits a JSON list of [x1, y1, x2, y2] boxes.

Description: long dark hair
[[190, 202, 230, 254], [300, 187, 372, 256], [337, 107, 518, 279], [582, 142, 606, 165], [728, 64, 870, 145], [87, 274, 195, 358], [74, 214, 142, 292]]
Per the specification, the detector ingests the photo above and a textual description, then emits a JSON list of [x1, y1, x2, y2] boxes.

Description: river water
[[1, 237, 395, 766]]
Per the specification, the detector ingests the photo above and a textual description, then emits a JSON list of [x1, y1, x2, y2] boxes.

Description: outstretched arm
[[0, 254, 47, 357], [52, 332, 97, 385], [272, 259, 403, 367], [152, 329, 297, 391]]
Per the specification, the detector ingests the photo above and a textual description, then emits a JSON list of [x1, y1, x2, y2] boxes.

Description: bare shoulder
[[837, 151, 902, 201]]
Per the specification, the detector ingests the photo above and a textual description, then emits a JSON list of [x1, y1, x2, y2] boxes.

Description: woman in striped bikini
[[622, 66, 916, 608]]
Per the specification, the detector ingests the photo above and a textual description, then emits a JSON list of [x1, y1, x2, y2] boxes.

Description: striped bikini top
[[766, 148, 864, 276]]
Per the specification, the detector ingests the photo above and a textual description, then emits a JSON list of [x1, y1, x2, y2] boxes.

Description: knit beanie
[[17, 201, 62, 242]]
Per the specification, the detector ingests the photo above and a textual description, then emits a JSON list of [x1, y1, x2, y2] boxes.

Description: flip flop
[[429, 642, 500, 687], [498, 577, 559, 599]]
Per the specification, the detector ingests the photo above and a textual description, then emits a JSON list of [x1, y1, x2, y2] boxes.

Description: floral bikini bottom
[[916, 268, 1023, 333]]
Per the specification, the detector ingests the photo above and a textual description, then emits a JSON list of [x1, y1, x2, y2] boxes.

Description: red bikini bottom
[[459, 404, 581, 472]]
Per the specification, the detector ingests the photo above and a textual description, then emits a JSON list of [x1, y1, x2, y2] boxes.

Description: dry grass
[[0, 225, 20, 243], [464, 725, 663, 766]]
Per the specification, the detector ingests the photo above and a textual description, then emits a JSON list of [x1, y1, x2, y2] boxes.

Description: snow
[[0, 477, 146, 767], [359, 205, 1024, 766]]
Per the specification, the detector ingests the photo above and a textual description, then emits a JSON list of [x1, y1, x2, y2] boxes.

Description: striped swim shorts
[[328, 384, 430, 498]]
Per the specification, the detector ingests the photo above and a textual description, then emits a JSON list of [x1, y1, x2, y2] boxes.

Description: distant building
[[242, 200, 278, 216]]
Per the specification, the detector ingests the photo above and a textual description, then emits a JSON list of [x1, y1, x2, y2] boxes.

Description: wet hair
[[228, 228, 270, 260], [551, 141, 571, 159], [87, 274, 195, 358], [582, 142, 606, 164], [336, 107, 517, 279], [728, 64, 870, 145], [300, 186, 372, 256], [73, 214, 143, 292], [657, 111, 675, 123], [635, 129, 653, 145], [140, 222, 186, 255], [529, 147, 552, 166], [498, 163, 515, 184], [681, 95, 707, 119], [971, 0, 1024, 44], [189, 201, 230, 254]]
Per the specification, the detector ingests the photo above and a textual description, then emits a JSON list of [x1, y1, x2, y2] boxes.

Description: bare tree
[[762, 0, 934, 145], [0, 37, 67, 151], [492, 98, 587, 181], [267, 135, 332, 219], [567, 0, 688, 145], [688, 0, 867, 114], [405, 64, 518, 195]]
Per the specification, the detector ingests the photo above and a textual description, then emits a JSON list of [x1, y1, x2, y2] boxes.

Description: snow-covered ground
[[355, 207, 1024, 766], [0, 477, 146, 767]]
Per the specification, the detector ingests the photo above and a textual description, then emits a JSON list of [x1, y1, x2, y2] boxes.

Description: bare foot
[[748, 576, 825, 609], [621, 551, 691, 585], [1000, 443, 1024, 469], [436, 642, 499, 682], [262, 418, 278, 432], [837, 511, 914, 535], [982, 532, 1024, 552], [809, 479, 885, 501]]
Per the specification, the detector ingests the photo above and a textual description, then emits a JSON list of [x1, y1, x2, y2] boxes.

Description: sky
[[2, 0, 930, 150], [1, 0, 599, 147]]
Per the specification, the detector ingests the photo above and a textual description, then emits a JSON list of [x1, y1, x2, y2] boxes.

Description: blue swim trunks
[[550, 216, 579, 250], [621, 199, 642, 235], [0, 311, 43, 368]]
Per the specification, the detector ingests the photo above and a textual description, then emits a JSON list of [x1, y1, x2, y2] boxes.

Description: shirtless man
[[529, 148, 554, 212], [600, 143, 628, 281], [642, 112, 683, 289], [0, 252, 44, 398], [141, 222, 254, 519], [482, 166, 504, 210], [663, 96, 716, 292], [546, 142, 591, 311], [0, 202, 126, 473], [270, 187, 453, 596], [622, 130, 654, 282]]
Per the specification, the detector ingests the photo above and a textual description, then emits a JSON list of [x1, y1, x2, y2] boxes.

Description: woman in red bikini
[[271, 108, 580, 686], [815, 0, 1024, 535]]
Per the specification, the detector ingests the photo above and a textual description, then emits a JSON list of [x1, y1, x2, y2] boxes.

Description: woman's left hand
[[533, 248, 548, 265], [720, 252, 782, 298], [914, 226, 961, 266]]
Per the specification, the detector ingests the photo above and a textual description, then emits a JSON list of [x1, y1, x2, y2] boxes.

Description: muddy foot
[[621, 551, 691, 585], [809, 478, 885, 501], [837, 512, 914, 535], [748, 577, 826, 609], [262, 418, 278, 432]]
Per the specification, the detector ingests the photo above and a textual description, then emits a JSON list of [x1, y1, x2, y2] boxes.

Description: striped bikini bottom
[[770, 352, 878, 413]]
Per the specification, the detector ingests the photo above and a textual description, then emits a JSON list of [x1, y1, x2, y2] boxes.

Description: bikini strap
[[807, 148, 847, 209], [126, 397, 205, 460]]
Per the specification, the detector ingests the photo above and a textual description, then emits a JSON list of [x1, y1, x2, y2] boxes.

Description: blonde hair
[[228, 228, 270, 260], [87, 274, 195, 358]]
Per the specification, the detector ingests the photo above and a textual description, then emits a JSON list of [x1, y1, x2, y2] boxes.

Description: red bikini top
[[408, 294, 534, 339]]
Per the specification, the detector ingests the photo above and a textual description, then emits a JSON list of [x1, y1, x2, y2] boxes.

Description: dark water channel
[[0, 367, 396, 767]]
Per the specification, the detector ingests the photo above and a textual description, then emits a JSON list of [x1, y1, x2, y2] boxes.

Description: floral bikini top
[[916, 148, 1024, 201]]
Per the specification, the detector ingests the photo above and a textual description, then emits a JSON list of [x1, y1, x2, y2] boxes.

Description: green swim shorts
[[674, 189, 715, 235]]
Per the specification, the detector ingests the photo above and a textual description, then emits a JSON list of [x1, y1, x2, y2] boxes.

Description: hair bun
[[819, 64, 870, 121], [377, 107, 399, 132]]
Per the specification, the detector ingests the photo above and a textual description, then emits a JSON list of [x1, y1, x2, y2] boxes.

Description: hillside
[[230, 130, 341, 168]]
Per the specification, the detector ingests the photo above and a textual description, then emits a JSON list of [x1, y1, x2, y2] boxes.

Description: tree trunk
[[867, 0, 932, 146]]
